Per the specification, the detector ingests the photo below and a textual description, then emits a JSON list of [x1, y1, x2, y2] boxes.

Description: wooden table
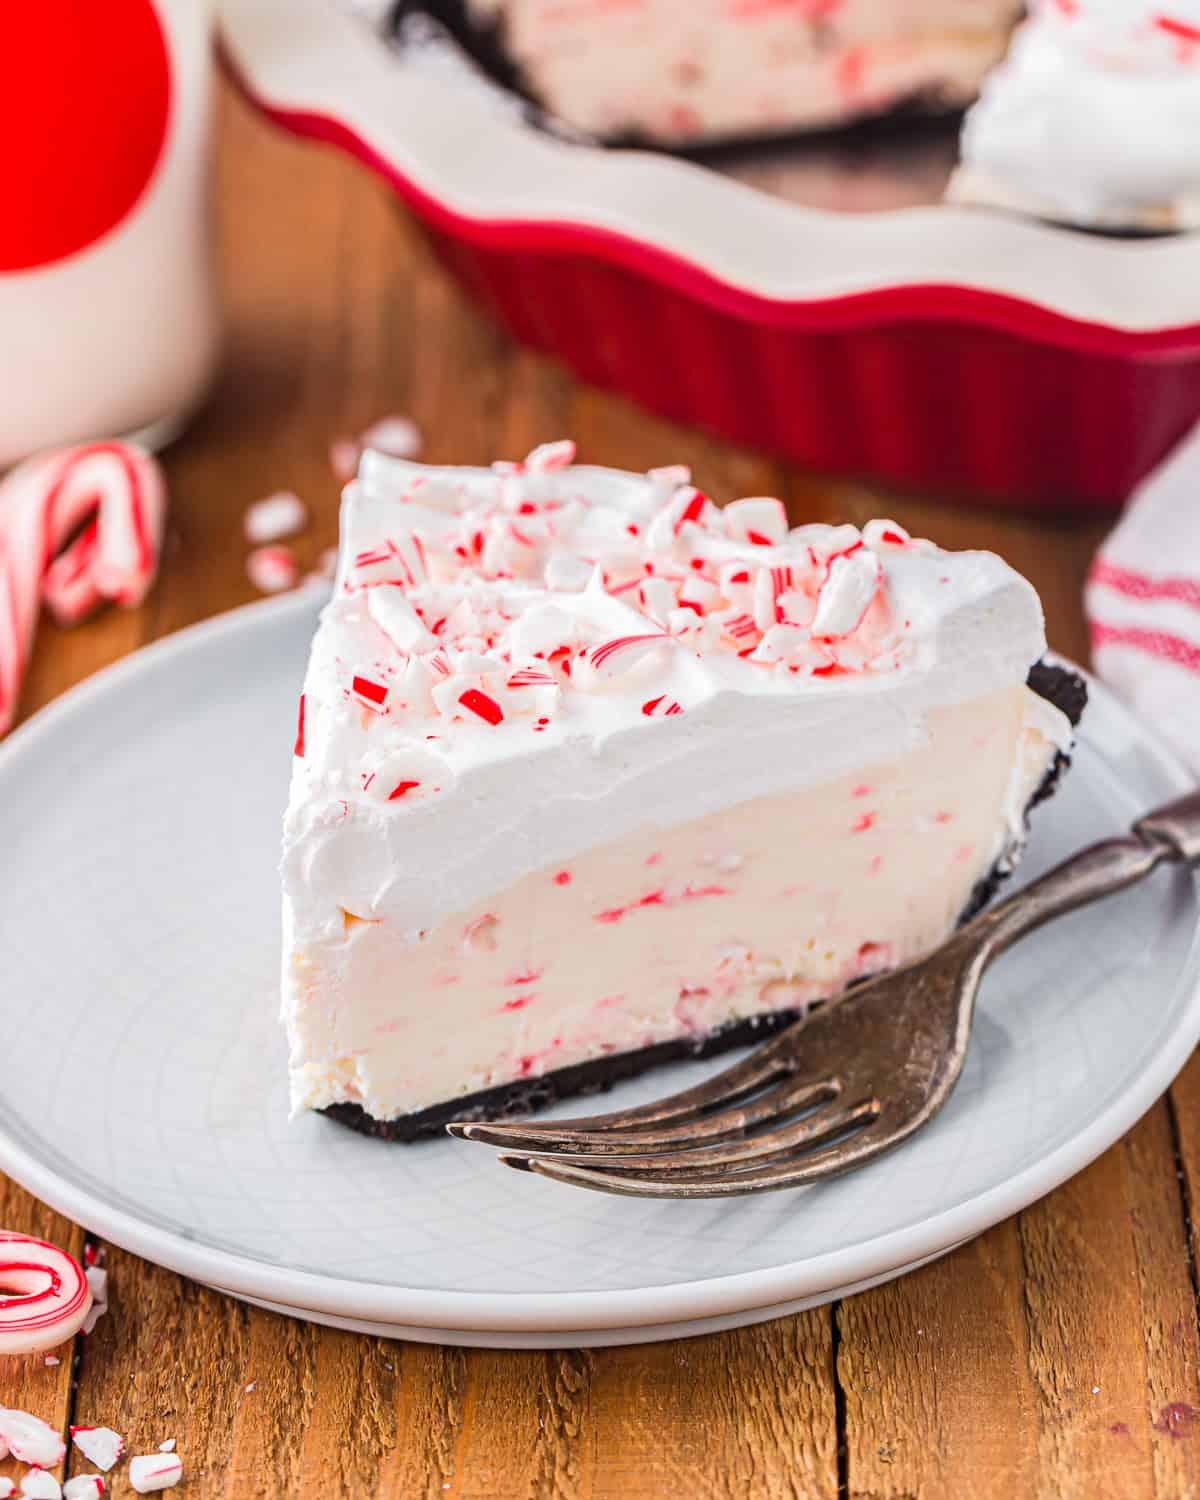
[[3, 84, 1198, 1500]]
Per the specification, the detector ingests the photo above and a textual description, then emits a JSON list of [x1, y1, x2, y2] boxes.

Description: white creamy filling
[[284, 684, 1063, 1119], [463, 0, 1021, 141]]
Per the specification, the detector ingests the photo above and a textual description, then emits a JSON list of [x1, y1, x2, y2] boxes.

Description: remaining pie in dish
[[392, 0, 1024, 146], [281, 442, 1084, 1139]]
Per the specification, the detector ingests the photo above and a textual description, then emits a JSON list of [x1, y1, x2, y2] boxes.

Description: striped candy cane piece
[[0, 1230, 93, 1357], [0, 442, 166, 735]]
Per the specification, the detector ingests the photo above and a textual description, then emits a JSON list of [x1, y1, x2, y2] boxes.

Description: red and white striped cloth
[[1086, 422, 1200, 775]]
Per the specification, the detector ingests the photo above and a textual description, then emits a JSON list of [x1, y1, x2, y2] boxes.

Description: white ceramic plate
[[2, 590, 1198, 1348]]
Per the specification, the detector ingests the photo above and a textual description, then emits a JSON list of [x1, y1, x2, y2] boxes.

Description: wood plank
[[65, 1261, 251, 1493], [839, 1099, 1200, 1500], [838, 1223, 1041, 1499], [585, 1319, 838, 1500], [1162, 1051, 1200, 1492], [1124, 1084, 1200, 1500]]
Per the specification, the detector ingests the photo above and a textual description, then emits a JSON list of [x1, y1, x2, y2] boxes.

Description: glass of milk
[[0, 0, 221, 465]]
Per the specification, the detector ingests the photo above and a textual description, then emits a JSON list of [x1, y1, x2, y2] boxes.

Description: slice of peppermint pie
[[282, 443, 1084, 1139]]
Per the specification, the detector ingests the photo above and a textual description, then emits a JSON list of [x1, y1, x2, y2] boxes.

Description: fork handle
[[1134, 791, 1200, 864], [978, 789, 1200, 957]]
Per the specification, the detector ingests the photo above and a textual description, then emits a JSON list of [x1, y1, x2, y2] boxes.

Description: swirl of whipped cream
[[952, 0, 1200, 228]]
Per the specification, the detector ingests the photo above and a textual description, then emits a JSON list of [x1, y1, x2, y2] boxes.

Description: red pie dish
[[219, 0, 1200, 510]]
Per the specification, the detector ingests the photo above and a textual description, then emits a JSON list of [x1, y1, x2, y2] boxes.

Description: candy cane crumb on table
[[18, 1473, 63, 1498], [329, 414, 423, 484], [243, 490, 307, 545], [246, 544, 299, 594], [0, 1410, 65, 1468], [62, 1478, 106, 1499], [70, 1429, 124, 1472], [128, 1454, 183, 1494]]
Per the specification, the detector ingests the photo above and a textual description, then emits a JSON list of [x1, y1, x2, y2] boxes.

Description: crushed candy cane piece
[[128, 1454, 182, 1494], [458, 688, 504, 725], [351, 675, 390, 712], [361, 416, 422, 461], [63, 1480, 105, 1500], [244, 491, 307, 545], [43, 1357, 60, 1368], [525, 439, 575, 473], [812, 550, 881, 638], [80, 1304, 106, 1337], [360, 744, 449, 805], [80, 1267, 108, 1336], [724, 496, 788, 546], [158, 1441, 176, 1454], [579, 634, 669, 686], [19, 1472, 61, 1499], [246, 545, 299, 595], [647, 464, 690, 488], [70, 1427, 124, 1472], [862, 519, 911, 549], [329, 437, 360, 482], [0, 1410, 66, 1467], [367, 586, 436, 654], [642, 696, 683, 717]]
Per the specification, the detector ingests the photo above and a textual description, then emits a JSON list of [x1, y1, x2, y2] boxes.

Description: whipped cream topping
[[953, 0, 1200, 228], [284, 444, 1056, 938]]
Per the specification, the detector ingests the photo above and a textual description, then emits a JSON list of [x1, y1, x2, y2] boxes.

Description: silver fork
[[446, 792, 1200, 1197]]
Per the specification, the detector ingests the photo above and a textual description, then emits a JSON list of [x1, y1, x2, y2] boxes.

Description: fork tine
[[447, 1072, 839, 1155], [497, 1097, 879, 1175], [501, 1115, 903, 1198], [447, 1024, 805, 1145]]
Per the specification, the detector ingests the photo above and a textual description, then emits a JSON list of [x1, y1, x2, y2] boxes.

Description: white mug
[[0, 0, 221, 465]]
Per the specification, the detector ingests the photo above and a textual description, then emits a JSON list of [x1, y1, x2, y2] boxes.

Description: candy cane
[[0, 442, 166, 736], [0, 1231, 93, 1356]]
